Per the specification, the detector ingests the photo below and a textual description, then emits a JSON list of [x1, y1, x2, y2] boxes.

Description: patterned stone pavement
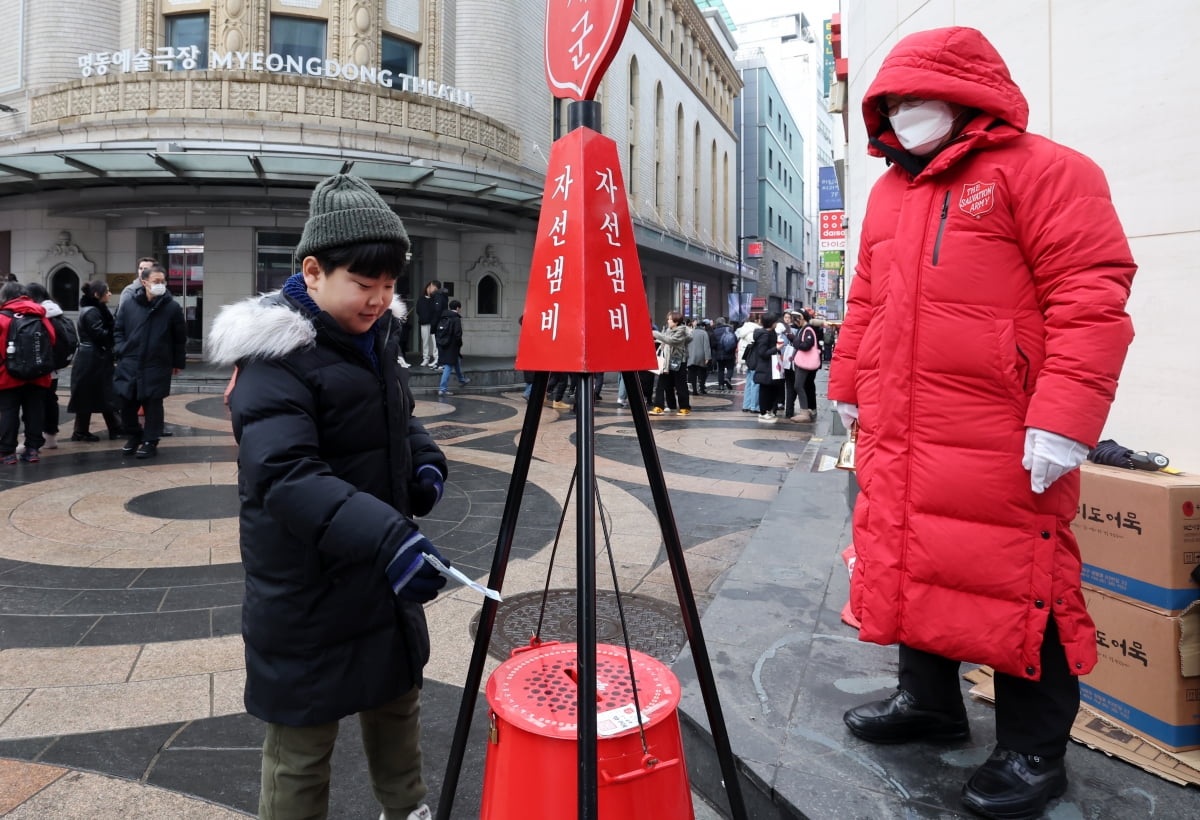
[[0, 371, 817, 818]]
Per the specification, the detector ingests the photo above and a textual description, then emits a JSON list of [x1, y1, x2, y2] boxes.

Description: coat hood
[[206, 291, 406, 366], [1, 296, 47, 317], [864, 27, 1029, 158], [39, 299, 63, 319]]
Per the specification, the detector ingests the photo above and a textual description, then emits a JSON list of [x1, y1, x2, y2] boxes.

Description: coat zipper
[[932, 191, 950, 265]]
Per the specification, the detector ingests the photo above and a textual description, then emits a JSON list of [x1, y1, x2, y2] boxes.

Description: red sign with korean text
[[819, 210, 845, 250], [516, 126, 657, 373], [545, 0, 635, 101]]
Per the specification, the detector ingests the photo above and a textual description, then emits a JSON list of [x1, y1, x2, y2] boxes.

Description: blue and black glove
[[408, 464, 445, 517], [385, 530, 449, 603]]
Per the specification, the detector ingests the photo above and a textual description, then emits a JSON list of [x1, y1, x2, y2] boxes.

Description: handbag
[[793, 328, 821, 371], [770, 353, 784, 380]]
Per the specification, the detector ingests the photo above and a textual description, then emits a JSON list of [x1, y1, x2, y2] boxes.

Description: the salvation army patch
[[959, 181, 996, 218]]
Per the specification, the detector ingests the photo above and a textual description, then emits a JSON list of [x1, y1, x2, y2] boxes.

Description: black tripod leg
[[619, 370, 749, 820], [436, 371, 550, 820], [576, 373, 599, 820]]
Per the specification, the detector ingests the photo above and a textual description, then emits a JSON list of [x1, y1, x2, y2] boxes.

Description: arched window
[[654, 83, 665, 211], [674, 104, 685, 223], [628, 57, 640, 198], [722, 152, 730, 246], [477, 273, 500, 316], [50, 268, 80, 311], [710, 140, 718, 244], [692, 122, 702, 234]]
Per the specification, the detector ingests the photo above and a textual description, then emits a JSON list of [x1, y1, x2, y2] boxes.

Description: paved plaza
[[1, 367, 1196, 818]]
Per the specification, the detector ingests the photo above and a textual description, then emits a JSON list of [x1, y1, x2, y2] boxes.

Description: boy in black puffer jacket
[[208, 174, 449, 820]]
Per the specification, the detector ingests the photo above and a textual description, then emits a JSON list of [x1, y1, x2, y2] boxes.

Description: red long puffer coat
[[827, 27, 1136, 681]]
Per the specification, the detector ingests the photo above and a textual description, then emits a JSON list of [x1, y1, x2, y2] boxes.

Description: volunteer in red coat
[[828, 27, 1136, 819]]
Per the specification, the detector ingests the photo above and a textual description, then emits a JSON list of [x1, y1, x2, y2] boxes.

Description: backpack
[[717, 327, 736, 357], [49, 314, 79, 370], [434, 314, 454, 348], [1, 310, 56, 380]]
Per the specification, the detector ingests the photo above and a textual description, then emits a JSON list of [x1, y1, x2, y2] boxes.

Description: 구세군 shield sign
[[544, 0, 635, 101]]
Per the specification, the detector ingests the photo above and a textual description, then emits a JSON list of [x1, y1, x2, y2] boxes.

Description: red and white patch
[[958, 181, 996, 219]]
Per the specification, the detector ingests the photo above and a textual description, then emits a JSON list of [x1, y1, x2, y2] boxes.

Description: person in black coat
[[435, 299, 468, 395], [752, 312, 783, 422], [207, 174, 450, 820], [68, 280, 122, 440], [112, 264, 186, 458]]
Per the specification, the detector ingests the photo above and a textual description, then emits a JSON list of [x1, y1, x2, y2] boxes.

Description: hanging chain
[[595, 478, 650, 755]]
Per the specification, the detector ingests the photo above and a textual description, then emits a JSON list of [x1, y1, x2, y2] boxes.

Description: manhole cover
[[125, 485, 239, 520], [472, 588, 688, 664], [429, 424, 482, 440]]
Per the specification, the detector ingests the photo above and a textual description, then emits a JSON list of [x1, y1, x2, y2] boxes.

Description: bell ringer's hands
[[1023, 427, 1090, 494], [838, 402, 859, 431], [385, 531, 449, 603], [408, 464, 445, 517]]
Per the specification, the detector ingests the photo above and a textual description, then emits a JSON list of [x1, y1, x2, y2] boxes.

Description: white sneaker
[[44, 433, 58, 449], [380, 806, 432, 820]]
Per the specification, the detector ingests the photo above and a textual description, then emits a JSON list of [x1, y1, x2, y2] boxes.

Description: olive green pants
[[259, 686, 426, 820]]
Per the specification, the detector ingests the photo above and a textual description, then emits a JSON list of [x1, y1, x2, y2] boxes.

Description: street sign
[[516, 126, 657, 372], [545, 0, 635, 101], [746, 241, 763, 258]]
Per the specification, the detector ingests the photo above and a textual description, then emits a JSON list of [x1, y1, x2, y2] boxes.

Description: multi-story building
[[0, 0, 740, 355], [734, 53, 805, 316]]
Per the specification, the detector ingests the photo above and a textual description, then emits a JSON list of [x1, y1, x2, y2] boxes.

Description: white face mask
[[148, 282, 167, 297], [889, 99, 957, 156]]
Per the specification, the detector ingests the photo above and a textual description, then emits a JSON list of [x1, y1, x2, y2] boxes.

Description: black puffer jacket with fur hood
[[208, 289, 446, 726]]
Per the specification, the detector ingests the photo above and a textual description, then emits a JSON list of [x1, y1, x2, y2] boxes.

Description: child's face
[[302, 257, 396, 335]]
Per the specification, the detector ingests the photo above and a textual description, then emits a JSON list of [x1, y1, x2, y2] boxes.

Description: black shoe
[[135, 441, 158, 459], [160, 430, 173, 437], [122, 434, 143, 456], [961, 747, 1067, 819], [844, 689, 969, 744], [71, 432, 100, 442]]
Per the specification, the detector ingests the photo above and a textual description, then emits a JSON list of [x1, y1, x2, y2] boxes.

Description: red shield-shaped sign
[[959, 181, 996, 219], [544, 0, 635, 101], [516, 126, 657, 373]]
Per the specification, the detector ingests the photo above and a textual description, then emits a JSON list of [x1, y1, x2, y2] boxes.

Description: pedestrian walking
[[435, 299, 468, 396], [829, 27, 1137, 820], [23, 282, 75, 449], [0, 282, 55, 464], [208, 173, 451, 820], [711, 317, 737, 391], [68, 280, 123, 441], [113, 263, 186, 459], [686, 318, 711, 396]]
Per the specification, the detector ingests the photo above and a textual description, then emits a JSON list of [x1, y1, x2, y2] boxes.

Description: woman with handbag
[[650, 311, 692, 416], [790, 312, 822, 423]]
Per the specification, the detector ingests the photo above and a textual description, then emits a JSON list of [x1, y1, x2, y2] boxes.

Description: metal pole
[[436, 371, 550, 820], [575, 372, 599, 820], [620, 370, 750, 820]]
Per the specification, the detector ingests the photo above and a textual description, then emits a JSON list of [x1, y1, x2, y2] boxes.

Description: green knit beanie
[[295, 174, 409, 259]]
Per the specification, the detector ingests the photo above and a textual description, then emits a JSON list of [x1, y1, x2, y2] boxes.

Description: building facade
[[0, 0, 740, 357]]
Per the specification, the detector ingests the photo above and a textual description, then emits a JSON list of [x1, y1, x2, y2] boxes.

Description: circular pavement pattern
[[473, 587, 689, 664]]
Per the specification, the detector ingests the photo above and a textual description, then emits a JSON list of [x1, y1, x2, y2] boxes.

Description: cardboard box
[[1079, 588, 1200, 752], [1072, 463, 1200, 613]]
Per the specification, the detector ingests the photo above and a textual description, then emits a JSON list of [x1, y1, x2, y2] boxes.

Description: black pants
[[714, 358, 734, 388], [686, 364, 708, 393], [757, 381, 782, 415], [121, 393, 165, 444], [73, 409, 122, 437], [0, 384, 45, 454], [899, 620, 1078, 758], [654, 368, 690, 411], [41, 379, 59, 435], [794, 368, 817, 414]]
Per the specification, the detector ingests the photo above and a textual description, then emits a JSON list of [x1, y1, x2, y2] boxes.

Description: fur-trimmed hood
[[206, 291, 407, 366]]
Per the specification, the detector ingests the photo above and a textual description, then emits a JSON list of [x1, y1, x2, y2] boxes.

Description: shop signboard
[[819, 210, 846, 251]]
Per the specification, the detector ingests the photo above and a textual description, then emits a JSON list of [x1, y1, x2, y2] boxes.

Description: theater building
[[0, 0, 740, 355]]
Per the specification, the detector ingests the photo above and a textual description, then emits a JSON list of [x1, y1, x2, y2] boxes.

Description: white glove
[[1023, 427, 1089, 494], [838, 402, 859, 431]]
